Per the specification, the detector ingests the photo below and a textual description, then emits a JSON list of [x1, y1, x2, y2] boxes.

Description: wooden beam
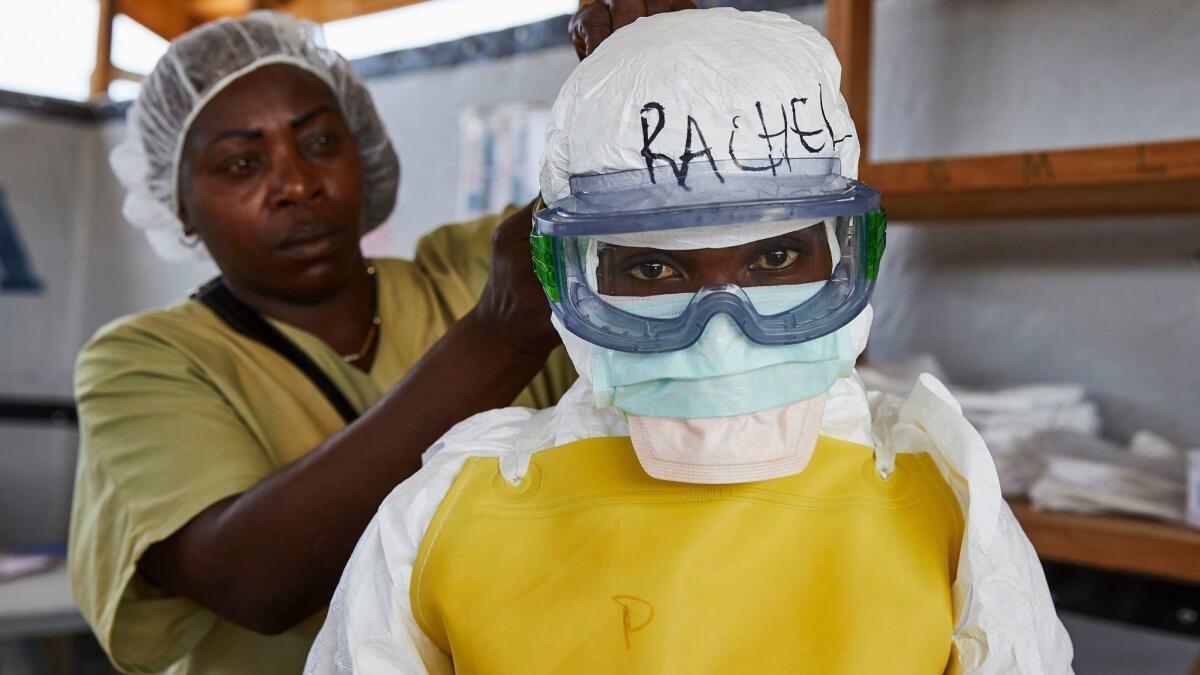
[[862, 139, 1200, 219], [825, 0, 873, 163], [112, 67, 146, 84], [90, 0, 118, 98], [273, 0, 433, 24], [120, 0, 199, 40], [119, 0, 437, 40], [1009, 500, 1200, 585], [189, 0, 257, 23]]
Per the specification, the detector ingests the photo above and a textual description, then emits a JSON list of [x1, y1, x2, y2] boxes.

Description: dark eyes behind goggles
[[595, 226, 833, 297]]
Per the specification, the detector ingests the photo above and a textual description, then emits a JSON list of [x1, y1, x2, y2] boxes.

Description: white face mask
[[626, 394, 828, 484], [593, 285, 854, 419], [555, 306, 874, 484]]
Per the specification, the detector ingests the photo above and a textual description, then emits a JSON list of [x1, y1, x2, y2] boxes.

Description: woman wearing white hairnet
[[66, 5, 677, 673], [306, 8, 1074, 675]]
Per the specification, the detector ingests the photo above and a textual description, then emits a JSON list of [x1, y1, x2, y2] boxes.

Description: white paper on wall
[[455, 103, 549, 220]]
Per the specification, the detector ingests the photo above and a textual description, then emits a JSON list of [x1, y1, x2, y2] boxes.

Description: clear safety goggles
[[532, 158, 886, 354]]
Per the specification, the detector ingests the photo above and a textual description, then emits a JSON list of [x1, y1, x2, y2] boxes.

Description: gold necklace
[[342, 263, 381, 364]]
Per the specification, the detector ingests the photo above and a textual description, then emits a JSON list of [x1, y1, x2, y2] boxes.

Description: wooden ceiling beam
[[275, 0, 432, 24], [120, 0, 199, 40], [117, 0, 434, 40], [188, 0, 257, 23]]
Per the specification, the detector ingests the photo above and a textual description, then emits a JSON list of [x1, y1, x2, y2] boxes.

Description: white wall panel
[[362, 46, 579, 256], [0, 112, 95, 397]]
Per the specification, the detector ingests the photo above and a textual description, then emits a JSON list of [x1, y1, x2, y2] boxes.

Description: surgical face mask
[[552, 304, 873, 485], [592, 283, 855, 419], [626, 394, 829, 484]]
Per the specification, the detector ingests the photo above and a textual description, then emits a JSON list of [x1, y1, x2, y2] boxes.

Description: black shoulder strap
[[191, 277, 360, 425]]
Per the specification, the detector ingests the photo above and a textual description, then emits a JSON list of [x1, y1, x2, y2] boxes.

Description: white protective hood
[[538, 7, 871, 405], [540, 8, 860, 203]]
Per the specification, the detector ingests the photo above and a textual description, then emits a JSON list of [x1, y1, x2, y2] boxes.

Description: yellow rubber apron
[[413, 435, 964, 674]]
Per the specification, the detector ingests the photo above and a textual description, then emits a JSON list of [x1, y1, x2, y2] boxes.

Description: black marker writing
[[789, 97, 826, 153], [757, 102, 790, 174], [724, 110, 782, 172], [818, 83, 853, 150], [640, 102, 676, 185], [641, 102, 724, 189], [683, 114, 724, 185], [641, 87, 853, 189], [1021, 152, 1054, 182]]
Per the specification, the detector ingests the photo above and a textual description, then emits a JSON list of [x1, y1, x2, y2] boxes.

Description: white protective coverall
[[306, 9, 1074, 674]]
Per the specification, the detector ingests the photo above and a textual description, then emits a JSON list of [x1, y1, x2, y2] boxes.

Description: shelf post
[[90, 0, 118, 100], [826, 0, 873, 164]]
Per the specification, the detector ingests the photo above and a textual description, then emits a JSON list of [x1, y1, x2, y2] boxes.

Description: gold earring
[[179, 231, 200, 249]]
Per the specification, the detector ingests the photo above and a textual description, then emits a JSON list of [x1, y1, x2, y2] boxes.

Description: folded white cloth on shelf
[[859, 355, 1100, 496], [861, 355, 1192, 524], [1026, 429, 1188, 524]]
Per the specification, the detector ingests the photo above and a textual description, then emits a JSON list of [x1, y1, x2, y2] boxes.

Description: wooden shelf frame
[[826, 0, 1200, 583], [1009, 500, 1200, 585], [824, 0, 1200, 220]]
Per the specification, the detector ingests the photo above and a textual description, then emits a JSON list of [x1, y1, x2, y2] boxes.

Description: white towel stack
[[1026, 429, 1189, 524], [859, 355, 1101, 497], [859, 355, 1194, 526]]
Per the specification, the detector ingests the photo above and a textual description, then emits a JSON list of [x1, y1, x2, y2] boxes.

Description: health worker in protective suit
[[305, 9, 1074, 675]]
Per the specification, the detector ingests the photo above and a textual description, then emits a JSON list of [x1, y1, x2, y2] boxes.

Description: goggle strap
[[865, 208, 887, 281], [530, 195, 562, 303]]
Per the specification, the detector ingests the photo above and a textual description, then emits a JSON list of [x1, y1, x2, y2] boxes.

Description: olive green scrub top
[[67, 210, 577, 675]]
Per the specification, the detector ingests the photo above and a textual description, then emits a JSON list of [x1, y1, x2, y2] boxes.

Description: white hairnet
[[110, 10, 400, 261]]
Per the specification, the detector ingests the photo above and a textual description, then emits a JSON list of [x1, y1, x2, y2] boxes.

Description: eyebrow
[[210, 128, 263, 146], [291, 105, 334, 128], [206, 105, 335, 148]]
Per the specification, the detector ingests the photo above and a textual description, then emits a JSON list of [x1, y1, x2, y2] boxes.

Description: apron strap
[[191, 277, 360, 426]]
